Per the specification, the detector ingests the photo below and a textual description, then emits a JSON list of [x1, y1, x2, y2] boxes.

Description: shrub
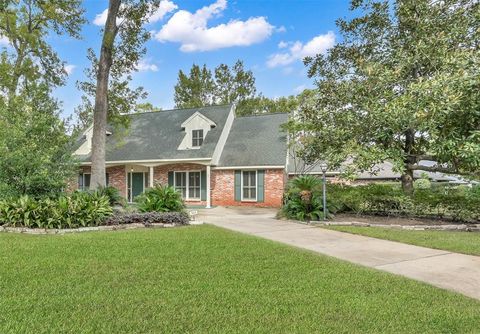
[[0, 192, 113, 228], [414, 178, 431, 190], [136, 185, 185, 213], [105, 212, 189, 226], [324, 183, 480, 222], [94, 186, 125, 207], [282, 175, 330, 221]]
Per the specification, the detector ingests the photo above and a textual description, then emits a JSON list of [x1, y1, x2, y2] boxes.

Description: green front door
[[131, 172, 144, 201]]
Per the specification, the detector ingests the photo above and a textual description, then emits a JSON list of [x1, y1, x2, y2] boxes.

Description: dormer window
[[192, 129, 204, 147]]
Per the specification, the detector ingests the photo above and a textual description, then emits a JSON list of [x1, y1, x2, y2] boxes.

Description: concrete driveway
[[198, 206, 480, 300]]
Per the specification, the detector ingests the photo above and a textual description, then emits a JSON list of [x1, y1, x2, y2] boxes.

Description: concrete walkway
[[198, 207, 480, 300]]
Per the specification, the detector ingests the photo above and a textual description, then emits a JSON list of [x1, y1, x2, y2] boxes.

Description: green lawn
[[1, 226, 479, 333], [325, 226, 480, 256]]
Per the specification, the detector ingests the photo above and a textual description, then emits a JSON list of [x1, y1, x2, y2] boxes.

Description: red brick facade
[[70, 166, 126, 198], [72, 164, 285, 208], [153, 163, 207, 206], [211, 169, 285, 208]]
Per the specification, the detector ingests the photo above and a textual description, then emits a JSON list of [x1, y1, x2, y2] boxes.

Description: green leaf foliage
[[136, 185, 185, 213], [0, 191, 113, 229], [285, 0, 480, 192]]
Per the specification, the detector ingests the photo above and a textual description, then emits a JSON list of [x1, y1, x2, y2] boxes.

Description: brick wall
[[67, 166, 126, 198], [153, 163, 207, 206], [211, 169, 285, 208]]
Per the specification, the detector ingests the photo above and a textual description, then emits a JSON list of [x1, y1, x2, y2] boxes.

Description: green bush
[[0, 192, 113, 228], [325, 183, 480, 222], [136, 185, 185, 213], [94, 186, 125, 207], [282, 175, 332, 221]]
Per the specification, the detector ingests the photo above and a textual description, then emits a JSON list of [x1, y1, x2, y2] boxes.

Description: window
[[78, 173, 109, 191], [78, 173, 91, 191], [188, 172, 201, 199], [175, 172, 187, 199], [192, 129, 204, 147], [175, 171, 201, 200], [242, 171, 257, 201]]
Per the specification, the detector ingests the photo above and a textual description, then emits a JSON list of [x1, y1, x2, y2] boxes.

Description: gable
[[178, 112, 217, 150]]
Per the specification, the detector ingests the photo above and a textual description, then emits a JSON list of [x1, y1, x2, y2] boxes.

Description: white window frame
[[241, 170, 257, 202], [174, 170, 202, 201], [127, 172, 147, 203], [78, 173, 91, 191], [192, 129, 204, 147]]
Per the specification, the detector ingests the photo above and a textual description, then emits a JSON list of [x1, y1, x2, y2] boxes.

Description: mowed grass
[[325, 226, 480, 256], [1, 225, 479, 333]]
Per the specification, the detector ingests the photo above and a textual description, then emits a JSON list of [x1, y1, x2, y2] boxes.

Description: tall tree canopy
[[286, 0, 480, 193], [174, 60, 256, 109], [87, 0, 160, 189], [0, 0, 84, 197], [0, 0, 84, 102]]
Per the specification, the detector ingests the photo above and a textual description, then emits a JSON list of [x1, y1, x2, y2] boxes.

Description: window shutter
[[200, 170, 207, 201], [234, 170, 241, 201], [168, 171, 174, 187], [257, 170, 265, 202]]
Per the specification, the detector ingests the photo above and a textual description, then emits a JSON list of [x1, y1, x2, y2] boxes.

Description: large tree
[[0, 0, 84, 197], [0, 0, 84, 102], [88, 0, 160, 190], [174, 60, 256, 109], [286, 0, 480, 193]]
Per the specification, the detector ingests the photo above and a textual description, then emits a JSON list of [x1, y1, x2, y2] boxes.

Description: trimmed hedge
[[328, 184, 480, 222], [105, 212, 189, 226]]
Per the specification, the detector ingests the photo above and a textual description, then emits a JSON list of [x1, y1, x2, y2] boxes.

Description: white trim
[[149, 166, 154, 187], [80, 158, 212, 166], [206, 165, 211, 208], [181, 111, 216, 128], [213, 165, 284, 170], [241, 170, 257, 202], [174, 170, 202, 201], [211, 104, 235, 165], [126, 171, 147, 203]]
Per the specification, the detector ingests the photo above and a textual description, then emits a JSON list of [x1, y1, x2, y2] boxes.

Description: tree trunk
[[402, 129, 415, 195], [90, 0, 121, 190], [401, 168, 414, 195]]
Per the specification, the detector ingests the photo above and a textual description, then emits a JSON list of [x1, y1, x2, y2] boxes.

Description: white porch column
[[206, 165, 211, 208], [149, 166, 154, 188]]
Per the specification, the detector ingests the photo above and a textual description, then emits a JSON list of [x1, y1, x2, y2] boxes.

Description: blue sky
[[52, 0, 353, 119]]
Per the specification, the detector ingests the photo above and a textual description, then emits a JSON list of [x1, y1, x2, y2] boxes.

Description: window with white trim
[[78, 173, 109, 191], [192, 129, 204, 147], [242, 170, 257, 201], [175, 171, 201, 200]]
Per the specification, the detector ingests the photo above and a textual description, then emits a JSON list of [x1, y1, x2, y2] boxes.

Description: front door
[[129, 172, 144, 202]]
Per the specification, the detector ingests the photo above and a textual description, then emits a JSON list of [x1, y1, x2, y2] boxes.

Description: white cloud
[[267, 31, 335, 68], [155, 0, 275, 52], [136, 59, 159, 72], [276, 25, 286, 33], [64, 64, 76, 75], [94, 1, 177, 26], [278, 40, 288, 49], [148, 0, 178, 23], [93, 8, 109, 26]]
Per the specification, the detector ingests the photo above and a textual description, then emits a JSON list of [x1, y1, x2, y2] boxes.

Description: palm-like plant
[[136, 185, 185, 213]]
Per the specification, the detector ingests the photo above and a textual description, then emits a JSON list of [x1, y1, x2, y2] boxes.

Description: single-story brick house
[[73, 105, 288, 208]]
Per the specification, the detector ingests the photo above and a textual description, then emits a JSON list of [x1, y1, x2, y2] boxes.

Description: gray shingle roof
[[218, 113, 288, 167], [78, 105, 232, 162]]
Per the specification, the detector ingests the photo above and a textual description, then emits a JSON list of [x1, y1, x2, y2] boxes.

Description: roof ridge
[[237, 112, 290, 118], [123, 104, 233, 116]]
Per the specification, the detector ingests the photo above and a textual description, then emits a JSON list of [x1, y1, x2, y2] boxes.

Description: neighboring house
[[73, 105, 288, 208]]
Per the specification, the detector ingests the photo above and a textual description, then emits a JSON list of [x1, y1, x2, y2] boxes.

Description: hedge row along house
[[73, 104, 469, 208], [73, 105, 287, 207]]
